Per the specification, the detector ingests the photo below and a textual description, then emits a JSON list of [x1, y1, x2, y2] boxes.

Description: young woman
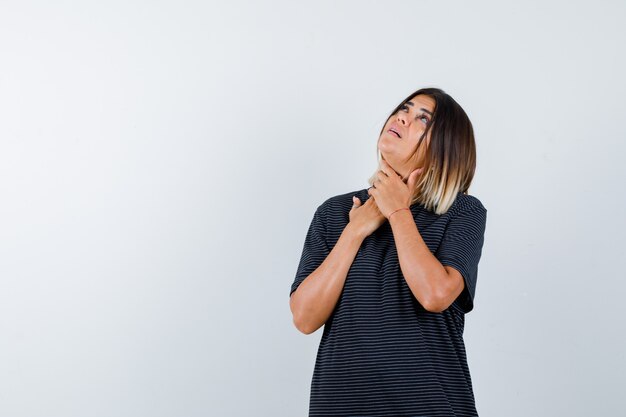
[[289, 87, 488, 416]]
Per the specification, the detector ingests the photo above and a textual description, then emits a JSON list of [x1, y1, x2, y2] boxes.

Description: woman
[[289, 87, 488, 416]]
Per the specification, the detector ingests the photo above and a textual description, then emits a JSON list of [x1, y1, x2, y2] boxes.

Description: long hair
[[368, 87, 477, 215]]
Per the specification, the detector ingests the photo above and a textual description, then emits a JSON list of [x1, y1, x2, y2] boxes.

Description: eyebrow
[[406, 101, 433, 116]]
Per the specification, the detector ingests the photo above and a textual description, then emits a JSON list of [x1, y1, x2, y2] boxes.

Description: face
[[377, 94, 436, 179]]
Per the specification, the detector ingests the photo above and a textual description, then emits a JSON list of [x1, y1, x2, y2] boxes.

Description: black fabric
[[290, 188, 488, 417]]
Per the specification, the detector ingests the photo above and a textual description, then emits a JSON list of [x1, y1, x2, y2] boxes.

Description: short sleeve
[[435, 204, 487, 314], [289, 203, 331, 298]]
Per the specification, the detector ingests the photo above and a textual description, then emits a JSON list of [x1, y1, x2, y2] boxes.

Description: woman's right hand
[[348, 193, 386, 239]]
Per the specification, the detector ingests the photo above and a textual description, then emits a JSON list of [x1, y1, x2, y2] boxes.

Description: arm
[[289, 223, 365, 334], [388, 209, 465, 313]]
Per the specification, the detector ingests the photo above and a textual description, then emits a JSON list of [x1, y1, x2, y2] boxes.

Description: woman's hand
[[348, 195, 386, 239], [368, 159, 423, 219]]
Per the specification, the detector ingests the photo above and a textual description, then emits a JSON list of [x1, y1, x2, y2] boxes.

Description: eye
[[417, 115, 430, 124], [399, 105, 430, 124]]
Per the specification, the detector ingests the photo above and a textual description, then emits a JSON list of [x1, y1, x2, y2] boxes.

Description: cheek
[[409, 129, 426, 146]]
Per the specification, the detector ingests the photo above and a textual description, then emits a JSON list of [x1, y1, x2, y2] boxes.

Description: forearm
[[290, 223, 365, 334], [388, 209, 449, 311]]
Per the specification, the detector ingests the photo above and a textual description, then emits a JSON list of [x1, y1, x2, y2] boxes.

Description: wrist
[[344, 222, 367, 242], [388, 207, 410, 220]]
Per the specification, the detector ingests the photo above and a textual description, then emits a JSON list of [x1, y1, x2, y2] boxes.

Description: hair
[[367, 87, 477, 215]]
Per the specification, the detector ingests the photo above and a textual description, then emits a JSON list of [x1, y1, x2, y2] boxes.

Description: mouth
[[388, 129, 401, 138]]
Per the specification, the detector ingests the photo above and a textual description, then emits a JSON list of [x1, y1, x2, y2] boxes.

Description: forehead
[[405, 94, 435, 112]]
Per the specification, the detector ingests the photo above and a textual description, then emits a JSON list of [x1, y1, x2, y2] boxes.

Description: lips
[[388, 123, 402, 138]]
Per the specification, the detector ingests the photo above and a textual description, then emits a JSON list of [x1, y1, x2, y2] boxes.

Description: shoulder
[[446, 192, 487, 218]]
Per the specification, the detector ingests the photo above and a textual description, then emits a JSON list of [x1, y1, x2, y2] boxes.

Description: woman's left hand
[[368, 159, 423, 219]]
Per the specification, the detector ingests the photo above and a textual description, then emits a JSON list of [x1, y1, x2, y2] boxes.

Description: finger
[[407, 167, 423, 191], [352, 196, 361, 207], [372, 173, 381, 187]]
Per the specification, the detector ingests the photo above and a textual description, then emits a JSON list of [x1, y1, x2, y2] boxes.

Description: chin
[[378, 140, 398, 156], [378, 145, 401, 162]]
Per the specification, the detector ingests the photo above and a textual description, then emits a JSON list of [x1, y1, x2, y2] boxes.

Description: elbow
[[290, 293, 316, 335], [422, 291, 448, 313], [422, 271, 457, 313], [423, 292, 454, 313], [293, 318, 316, 335], [423, 298, 444, 313], [292, 311, 316, 334]]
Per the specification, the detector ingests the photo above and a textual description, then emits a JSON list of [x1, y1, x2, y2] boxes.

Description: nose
[[396, 111, 408, 125]]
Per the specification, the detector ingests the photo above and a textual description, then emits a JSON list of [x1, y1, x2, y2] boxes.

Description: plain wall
[[1, 1, 624, 416]]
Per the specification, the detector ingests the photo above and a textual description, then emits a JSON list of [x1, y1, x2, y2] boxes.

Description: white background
[[1, 1, 624, 416]]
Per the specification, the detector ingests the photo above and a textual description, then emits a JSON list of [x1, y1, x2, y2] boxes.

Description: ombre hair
[[368, 87, 477, 215]]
